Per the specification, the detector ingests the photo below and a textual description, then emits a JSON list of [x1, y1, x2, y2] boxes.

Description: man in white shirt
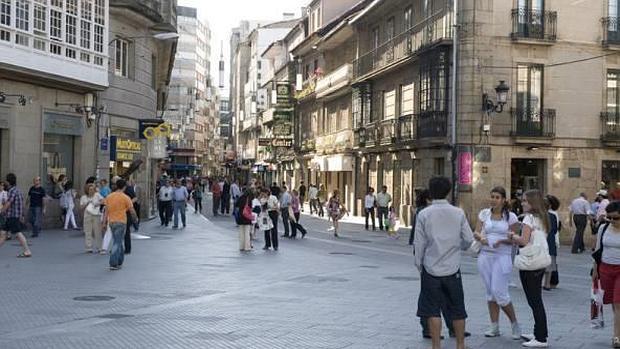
[[308, 184, 319, 215], [230, 180, 242, 203], [279, 186, 292, 238], [376, 185, 392, 231], [158, 180, 173, 226], [569, 192, 590, 253], [364, 187, 376, 230], [266, 188, 280, 250]]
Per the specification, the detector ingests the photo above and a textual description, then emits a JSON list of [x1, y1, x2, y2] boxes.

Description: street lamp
[[108, 31, 179, 46], [482, 80, 510, 114]]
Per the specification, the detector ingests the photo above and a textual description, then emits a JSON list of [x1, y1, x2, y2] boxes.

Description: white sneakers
[[521, 334, 548, 347], [511, 322, 522, 340], [484, 322, 521, 340]]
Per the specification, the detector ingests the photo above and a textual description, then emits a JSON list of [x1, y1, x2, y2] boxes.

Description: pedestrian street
[[0, 205, 608, 348]]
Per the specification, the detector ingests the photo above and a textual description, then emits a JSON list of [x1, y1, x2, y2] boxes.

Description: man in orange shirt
[[102, 179, 137, 270]]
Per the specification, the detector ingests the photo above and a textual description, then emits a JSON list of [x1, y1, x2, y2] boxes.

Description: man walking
[[102, 179, 137, 270], [158, 179, 173, 226], [376, 185, 392, 231], [211, 179, 222, 216], [298, 181, 306, 212], [172, 179, 189, 229], [270, 182, 280, 199], [364, 187, 376, 230], [266, 188, 280, 250], [414, 177, 473, 349], [27, 176, 46, 238], [123, 179, 138, 254], [279, 186, 292, 238], [221, 178, 231, 215], [569, 192, 590, 254], [308, 183, 318, 215], [0, 173, 32, 258]]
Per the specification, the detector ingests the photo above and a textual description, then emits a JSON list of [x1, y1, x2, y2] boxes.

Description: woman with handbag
[[592, 201, 620, 348], [235, 191, 254, 252], [508, 189, 551, 348], [80, 184, 104, 253], [473, 186, 522, 340]]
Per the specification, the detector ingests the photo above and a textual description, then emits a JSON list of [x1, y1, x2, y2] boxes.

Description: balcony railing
[[603, 17, 620, 46], [301, 139, 316, 152], [601, 112, 620, 141], [353, 8, 452, 79], [511, 8, 557, 42], [417, 111, 448, 138], [377, 119, 397, 145], [398, 114, 416, 141], [315, 64, 353, 98], [511, 108, 556, 138], [316, 129, 354, 153]]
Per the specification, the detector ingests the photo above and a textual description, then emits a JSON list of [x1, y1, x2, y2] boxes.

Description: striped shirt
[[5, 186, 24, 218]]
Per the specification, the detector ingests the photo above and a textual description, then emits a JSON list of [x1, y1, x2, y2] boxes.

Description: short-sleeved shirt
[[105, 191, 133, 224], [364, 194, 376, 209], [99, 186, 111, 198], [478, 208, 518, 255], [596, 224, 620, 265], [28, 186, 46, 207], [267, 195, 279, 211], [5, 186, 24, 218], [376, 192, 391, 207], [569, 197, 590, 215], [172, 186, 188, 202]]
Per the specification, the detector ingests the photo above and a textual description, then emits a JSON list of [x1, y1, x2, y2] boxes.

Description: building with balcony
[[164, 5, 211, 178]]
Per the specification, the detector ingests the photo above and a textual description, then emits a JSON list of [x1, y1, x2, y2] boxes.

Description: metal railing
[[511, 8, 557, 41], [353, 8, 453, 79], [417, 111, 448, 138], [603, 17, 620, 46], [377, 119, 396, 144], [601, 112, 620, 141], [511, 108, 556, 137], [398, 114, 416, 141]]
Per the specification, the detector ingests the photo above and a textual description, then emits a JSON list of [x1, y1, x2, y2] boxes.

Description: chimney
[[283, 12, 295, 20]]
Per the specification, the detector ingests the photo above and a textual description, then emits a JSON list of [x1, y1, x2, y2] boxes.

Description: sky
[[178, 0, 308, 92]]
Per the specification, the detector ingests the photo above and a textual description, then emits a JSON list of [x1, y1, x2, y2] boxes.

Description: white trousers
[[239, 225, 251, 251], [64, 208, 78, 229], [477, 252, 513, 306]]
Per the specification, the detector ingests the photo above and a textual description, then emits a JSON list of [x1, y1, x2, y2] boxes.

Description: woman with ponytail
[[473, 186, 522, 340]]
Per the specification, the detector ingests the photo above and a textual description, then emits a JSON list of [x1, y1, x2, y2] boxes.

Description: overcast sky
[[178, 0, 308, 92]]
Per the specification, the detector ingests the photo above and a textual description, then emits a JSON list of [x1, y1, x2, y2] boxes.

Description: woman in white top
[[508, 189, 550, 348], [80, 183, 103, 253], [473, 186, 521, 340], [592, 201, 620, 348], [0, 181, 7, 234], [62, 180, 79, 230]]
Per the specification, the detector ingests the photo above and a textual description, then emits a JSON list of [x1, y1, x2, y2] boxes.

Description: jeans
[[269, 211, 279, 241], [194, 198, 202, 213], [309, 199, 317, 214], [365, 207, 375, 230], [377, 206, 389, 230], [109, 223, 126, 267], [317, 199, 324, 217], [571, 214, 587, 253], [280, 207, 290, 236], [520, 269, 548, 342], [173, 201, 186, 227], [29, 206, 42, 236]]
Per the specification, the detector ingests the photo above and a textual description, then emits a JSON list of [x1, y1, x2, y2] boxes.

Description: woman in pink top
[[290, 190, 308, 239]]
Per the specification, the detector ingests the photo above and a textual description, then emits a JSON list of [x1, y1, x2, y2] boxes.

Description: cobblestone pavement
[[0, 195, 609, 348]]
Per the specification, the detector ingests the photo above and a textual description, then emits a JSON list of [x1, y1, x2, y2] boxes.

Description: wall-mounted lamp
[[483, 80, 510, 113], [55, 93, 104, 127], [0, 92, 31, 106], [526, 146, 539, 151]]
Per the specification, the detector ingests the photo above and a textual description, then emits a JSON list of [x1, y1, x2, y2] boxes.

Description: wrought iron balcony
[[601, 112, 620, 141], [315, 64, 353, 98], [316, 129, 353, 154], [376, 119, 396, 145], [511, 8, 557, 42], [353, 8, 452, 79], [417, 111, 448, 138], [511, 108, 556, 138], [603, 17, 620, 46], [398, 114, 416, 141]]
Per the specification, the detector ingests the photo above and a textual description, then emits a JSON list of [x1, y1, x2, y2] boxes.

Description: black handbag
[[592, 223, 611, 265], [550, 269, 559, 286]]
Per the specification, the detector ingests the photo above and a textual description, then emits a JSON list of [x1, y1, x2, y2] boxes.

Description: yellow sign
[[143, 122, 172, 140], [116, 139, 142, 152]]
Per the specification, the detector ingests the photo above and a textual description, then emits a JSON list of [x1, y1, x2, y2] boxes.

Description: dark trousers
[[365, 207, 376, 230], [212, 196, 221, 216], [264, 228, 278, 249], [280, 208, 290, 236], [571, 214, 587, 253], [519, 269, 548, 342], [309, 199, 317, 215], [299, 195, 305, 211], [377, 206, 389, 230], [317, 199, 324, 217], [220, 194, 230, 214], [132, 203, 140, 231], [290, 212, 307, 238], [124, 213, 132, 254], [159, 201, 172, 225], [268, 211, 279, 240], [194, 198, 202, 213]]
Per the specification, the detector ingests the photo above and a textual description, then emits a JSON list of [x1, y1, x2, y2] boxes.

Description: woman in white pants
[[80, 184, 103, 253], [62, 181, 79, 230], [474, 186, 522, 339]]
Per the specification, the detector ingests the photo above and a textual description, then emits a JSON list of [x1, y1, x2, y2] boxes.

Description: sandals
[[17, 252, 32, 258]]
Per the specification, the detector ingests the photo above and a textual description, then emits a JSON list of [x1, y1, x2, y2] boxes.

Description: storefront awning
[[312, 154, 353, 172]]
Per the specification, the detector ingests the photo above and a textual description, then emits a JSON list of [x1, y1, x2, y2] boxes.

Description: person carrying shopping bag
[[80, 184, 104, 253]]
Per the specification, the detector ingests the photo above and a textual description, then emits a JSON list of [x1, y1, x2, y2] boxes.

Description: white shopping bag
[[591, 280, 605, 329], [102, 226, 113, 251]]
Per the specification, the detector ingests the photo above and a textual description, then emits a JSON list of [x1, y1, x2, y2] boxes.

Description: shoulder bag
[[242, 200, 253, 222], [592, 223, 611, 266], [514, 226, 552, 271]]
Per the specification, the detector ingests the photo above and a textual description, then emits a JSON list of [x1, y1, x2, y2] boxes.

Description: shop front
[[110, 136, 142, 178]]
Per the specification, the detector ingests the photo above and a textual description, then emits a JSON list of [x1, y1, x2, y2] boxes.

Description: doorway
[[511, 158, 545, 197]]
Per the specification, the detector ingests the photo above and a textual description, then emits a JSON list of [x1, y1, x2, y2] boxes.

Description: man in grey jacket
[[414, 176, 474, 349]]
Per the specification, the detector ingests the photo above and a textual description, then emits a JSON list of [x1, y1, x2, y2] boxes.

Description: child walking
[[387, 206, 400, 239]]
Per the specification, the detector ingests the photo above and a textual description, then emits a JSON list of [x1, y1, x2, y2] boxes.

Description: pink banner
[[458, 152, 473, 185]]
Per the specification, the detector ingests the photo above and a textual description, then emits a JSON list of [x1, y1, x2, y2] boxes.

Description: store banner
[[458, 150, 473, 186], [148, 136, 167, 159], [110, 136, 142, 162]]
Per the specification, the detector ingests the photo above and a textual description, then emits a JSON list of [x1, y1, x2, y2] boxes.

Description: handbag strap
[[597, 222, 611, 255]]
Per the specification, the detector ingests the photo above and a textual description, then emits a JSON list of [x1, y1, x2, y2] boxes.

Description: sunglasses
[[608, 216, 620, 221]]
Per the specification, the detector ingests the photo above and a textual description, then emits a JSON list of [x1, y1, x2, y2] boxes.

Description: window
[[372, 27, 379, 50], [94, 24, 104, 52], [51, 0, 64, 8], [257, 60, 261, 70], [80, 20, 90, 48], [516, 64, 543, 114], [15, 33, 28, 46], [404, 6, 413, 31], [0, 0, 10, 26], [15, 0, 29, 31], [419, 51, 449, 112], [607, 71, 620, 114], [50, 10, 62, 41], [0, 29, 9, 41], [433, 158, 444, 176], [66, 15, 77, 45], [94, 0, 105, 25], [400, 83, 414, 115], [66, 0, 78, 15], [114, 39, 129, 77], [65, 47, 76, 59], [384, 89, 396, 119], [34, 38, 46, 50], [50, 43, 62, 55], [386, 17, 395, 41], [80, 52, 90, 62], [34, 2, 46, 33], [81, 0, 93, 21]]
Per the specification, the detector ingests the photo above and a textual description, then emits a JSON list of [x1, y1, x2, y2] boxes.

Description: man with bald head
[[27, 176, 46, 238]]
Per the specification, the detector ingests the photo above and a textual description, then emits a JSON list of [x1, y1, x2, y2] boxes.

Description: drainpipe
[[450, 0, 459, 204]]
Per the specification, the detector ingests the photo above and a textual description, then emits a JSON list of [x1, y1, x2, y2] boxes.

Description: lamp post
[[482, 80, 510, 114]]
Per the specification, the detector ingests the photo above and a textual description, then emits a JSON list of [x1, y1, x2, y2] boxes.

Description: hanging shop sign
[[271, 138, 293, 148], [258, 138, 271, 146], [458, 150, 473, 186], [43, 112, 84, 135], [272, 122, 292, 136], [110, 136, 142, 162], [276, 82, 291, 105], [141, 121, 171, 140]]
